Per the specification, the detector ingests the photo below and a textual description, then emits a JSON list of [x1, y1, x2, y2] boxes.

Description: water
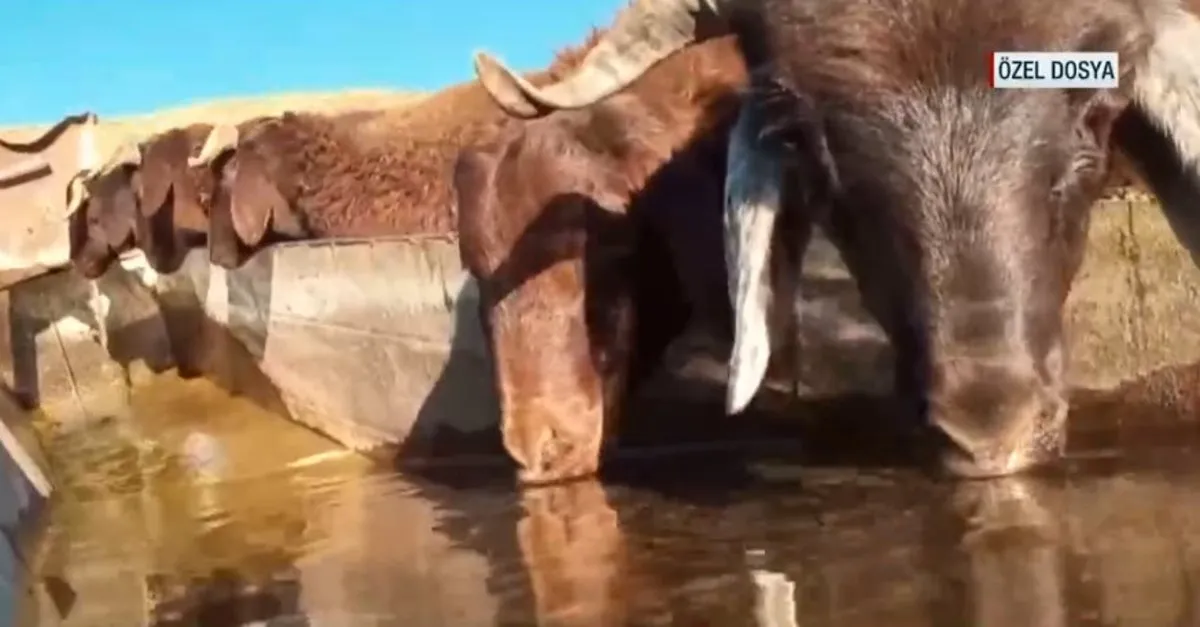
[[14, 369, 1200, 626]]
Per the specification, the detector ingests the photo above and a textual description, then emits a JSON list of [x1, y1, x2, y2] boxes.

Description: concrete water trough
[[3, 192, 1200, 613], [3, 111, 1198, 490], [3, 195, 1199, 472], [0, 235, 496, 456]]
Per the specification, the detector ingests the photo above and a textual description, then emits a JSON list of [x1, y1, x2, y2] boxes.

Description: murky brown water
[[15, 369, 1200, 626]]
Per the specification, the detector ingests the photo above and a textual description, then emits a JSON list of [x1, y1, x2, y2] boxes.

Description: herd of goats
[[53, 0, 1200, 485]]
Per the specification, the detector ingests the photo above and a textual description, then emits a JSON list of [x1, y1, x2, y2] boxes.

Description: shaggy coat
[[201, 109, 455, 268], [455, 33, 747, 483], [190, 42, 614, 268], [68, 123, 213, 278], [475, 0, 1200, 478]]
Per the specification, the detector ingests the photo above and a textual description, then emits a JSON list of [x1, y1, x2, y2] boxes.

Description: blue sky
[[0, 0, 626, 125]]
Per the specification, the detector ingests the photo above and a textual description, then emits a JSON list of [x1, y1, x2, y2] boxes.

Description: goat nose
[[926, 356, 1060, 477]]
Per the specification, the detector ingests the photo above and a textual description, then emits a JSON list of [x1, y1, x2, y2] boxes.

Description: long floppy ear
[[138, 131, 189, 219], [67, 198, 89, 258], [92, 169, 141, 250], [208, 167, 244, 268], [229, 152, 289, 247], [453, 147, 495, 229], [724, 101, 806, 414], [1119, 1, 1200, 258], [453, 146, 501, 274]]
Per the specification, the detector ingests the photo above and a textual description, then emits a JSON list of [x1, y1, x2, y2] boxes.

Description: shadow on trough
[[0, 266, 176, 423], [148, 237, 502, 463]]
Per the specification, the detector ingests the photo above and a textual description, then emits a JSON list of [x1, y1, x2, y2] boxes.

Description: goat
[[474, 0, 1200, 478], [66, 124, 213, 278], [184, 50, 614, 269], [454, 30, 747, 484]]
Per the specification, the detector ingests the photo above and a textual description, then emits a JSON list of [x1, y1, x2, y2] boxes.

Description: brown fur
[[69, 164, 138, 279], [455, 34, 747, 483], [140, 124, 214, 228], [469, 0, 1200, 480], [723, 0, 1197, 477], [137, 124, 215, 268], [69, 124, 213, 279], [201, 31, 612, 268]]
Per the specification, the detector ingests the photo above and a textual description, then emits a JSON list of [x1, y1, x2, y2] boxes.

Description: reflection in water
[[17, 373, 367, 626], [930, 477, 1069, 627], [517, 481, 627, 626], [17, 370, 1200, 625], [749, 565, 798, 627]]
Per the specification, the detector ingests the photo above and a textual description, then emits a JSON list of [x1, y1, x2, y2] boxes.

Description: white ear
[[724, 103, 787, 414], [1130, 2, 1200, 172]]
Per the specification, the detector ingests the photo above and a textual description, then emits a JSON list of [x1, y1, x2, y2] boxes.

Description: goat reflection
[[494, 467, 1200, 627]]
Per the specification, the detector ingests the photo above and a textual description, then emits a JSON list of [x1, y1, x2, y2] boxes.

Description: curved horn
[[724, 102, 789, 415], [63, 172, 91, 219], [1126, 1, 1200, 171], [1112, 1, 1200, 267], [188, 124, 239, 167], [473, 0, 729, 118]]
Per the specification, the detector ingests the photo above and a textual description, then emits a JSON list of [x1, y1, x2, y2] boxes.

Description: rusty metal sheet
[[0, 113, 99, 273], [155, 235, 498, 454]]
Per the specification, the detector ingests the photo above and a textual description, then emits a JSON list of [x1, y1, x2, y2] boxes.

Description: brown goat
[[455, 32, 747, 484], [477, 0, 1200, 478], [185, 47, 611, 269], [67, 123, 213, 278], [187, 110, 440, 268]]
